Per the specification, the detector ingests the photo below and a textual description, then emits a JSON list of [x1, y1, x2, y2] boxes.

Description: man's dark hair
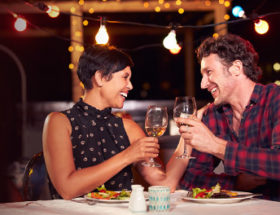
[[77, 44, 134, 90], [196, 34, 262, 82]]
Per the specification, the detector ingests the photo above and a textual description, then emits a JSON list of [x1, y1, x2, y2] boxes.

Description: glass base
[[141, 161, 161, 168], [176, 154, 196, 159]]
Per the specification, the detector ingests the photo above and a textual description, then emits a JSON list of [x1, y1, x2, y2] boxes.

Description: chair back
[[22, 152, 52, 200]]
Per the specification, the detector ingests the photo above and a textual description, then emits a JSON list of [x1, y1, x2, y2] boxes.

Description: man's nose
[[200, 75, 209, 89]]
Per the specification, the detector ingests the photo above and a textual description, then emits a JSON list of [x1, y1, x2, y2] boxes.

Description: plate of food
[[84, 185, 149, 204], [85, 185, 131, 203], [182, 183, 261, 204]]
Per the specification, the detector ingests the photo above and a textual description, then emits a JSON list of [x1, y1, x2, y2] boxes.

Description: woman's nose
[[128, 80, 133, 90]]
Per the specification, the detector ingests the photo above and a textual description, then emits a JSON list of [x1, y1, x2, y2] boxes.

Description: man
[[175, 34, 280, 201]]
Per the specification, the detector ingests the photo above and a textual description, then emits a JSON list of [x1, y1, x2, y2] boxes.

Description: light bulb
[[169, 44, 181, 54], [254, 19, 269, 35], [47, 5, 60, 18], [95, 24, 109, 44], [163, 30, 178, 50], [232, 5, 245, 18], [14, 17, 27, 32]]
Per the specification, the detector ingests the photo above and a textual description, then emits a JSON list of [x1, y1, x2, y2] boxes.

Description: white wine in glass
[[173, 96, 197, 159], [142, 106, 168, 167]]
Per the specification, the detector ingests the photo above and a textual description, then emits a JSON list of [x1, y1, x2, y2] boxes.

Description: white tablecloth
[[1, 191, 280, 215]]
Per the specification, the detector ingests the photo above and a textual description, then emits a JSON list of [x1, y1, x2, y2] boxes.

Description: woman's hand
[[123, 137, 160, 163], [197, 103, 210, 120]]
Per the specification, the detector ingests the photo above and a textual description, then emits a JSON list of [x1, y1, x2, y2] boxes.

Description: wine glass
[[173, 96, 197, 159], [142, 105, 168, 167]]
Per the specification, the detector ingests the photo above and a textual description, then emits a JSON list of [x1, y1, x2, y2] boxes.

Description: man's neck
[[230, 79, 256, 119]]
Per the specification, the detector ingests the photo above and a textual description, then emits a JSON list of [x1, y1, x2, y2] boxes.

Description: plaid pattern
[[180, 83, 280, 201]]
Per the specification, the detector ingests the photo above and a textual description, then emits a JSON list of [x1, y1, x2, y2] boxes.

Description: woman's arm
[[123, 118, 191, 191], [43, 112, 158, 199]]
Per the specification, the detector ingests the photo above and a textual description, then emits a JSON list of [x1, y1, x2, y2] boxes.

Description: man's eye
[[207, 70, 212, 75]]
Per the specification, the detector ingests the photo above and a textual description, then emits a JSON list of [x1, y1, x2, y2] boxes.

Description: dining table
[[0, 190, 279, 215]]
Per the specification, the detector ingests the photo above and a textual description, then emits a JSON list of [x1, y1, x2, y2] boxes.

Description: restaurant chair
[[22, 152, 52, 201]]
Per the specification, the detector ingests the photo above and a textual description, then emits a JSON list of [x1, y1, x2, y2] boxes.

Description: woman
[[42, 45, 162, 200]]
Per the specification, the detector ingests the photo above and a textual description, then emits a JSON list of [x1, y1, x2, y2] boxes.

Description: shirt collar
[[249, 83, 264, 105], [217, 83, 263, 113], [76, 98, 112, 120]]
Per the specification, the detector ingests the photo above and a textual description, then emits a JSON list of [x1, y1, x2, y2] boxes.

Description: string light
[[224, 0, 231, 7], [163, 29, 181, 54], [169, 45, 181, 54], [69, 63, 74, 70], [143, 2, 149, 8], [232, 5, 245, 18], [88, 8, 94, 14], [254, 19, 269, 35], [164, 3, 170, 8], [155, 6, 161, 12], [273, 62, 280, 72], [178, 8, 184, 14], [14, 16, 27, 32], [95, 17, 109, 45], [68, 46, 74, 52], [46, 5, 60, 18], [83, 20, 89, 26], [8, 1, 280, 54]]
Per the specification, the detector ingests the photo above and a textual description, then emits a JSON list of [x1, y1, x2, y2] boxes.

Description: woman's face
[[100, 66, 133, 109]]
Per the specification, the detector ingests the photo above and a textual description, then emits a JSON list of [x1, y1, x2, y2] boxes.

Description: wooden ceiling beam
[[0, 0, 226, 14]]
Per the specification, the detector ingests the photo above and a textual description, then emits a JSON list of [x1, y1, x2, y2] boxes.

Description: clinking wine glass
[[142, 105, 168, 167], [173, 96, 197, 159]]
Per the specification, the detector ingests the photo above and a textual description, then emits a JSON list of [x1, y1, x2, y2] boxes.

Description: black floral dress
[[49, 99, 133, 198]]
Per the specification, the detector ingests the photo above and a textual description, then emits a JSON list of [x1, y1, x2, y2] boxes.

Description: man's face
[[200, 54, 234, 105]]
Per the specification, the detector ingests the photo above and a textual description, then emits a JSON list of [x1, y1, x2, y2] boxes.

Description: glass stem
[[183, 141, 187, 155]]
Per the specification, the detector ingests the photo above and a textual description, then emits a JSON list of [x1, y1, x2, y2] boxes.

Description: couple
[[42, 34, 280, 201]]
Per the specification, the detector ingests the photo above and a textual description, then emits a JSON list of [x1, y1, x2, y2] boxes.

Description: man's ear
[[229, 60, 243, 76], [93, 70, 103, 87]]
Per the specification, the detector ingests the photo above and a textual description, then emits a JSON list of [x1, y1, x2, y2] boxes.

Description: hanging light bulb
[[14, 17, 27, 32], [46, 5, 60, 18], [232, 5, 245, 18], [163, 29, 181, 54], [95, 17, 109, 45], [169, 44, 181, 54], [254, 19, 269, 35], [163, 30, 177, 49]]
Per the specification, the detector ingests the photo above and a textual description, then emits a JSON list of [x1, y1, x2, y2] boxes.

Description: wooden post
[[184, 28, 195, 97], [70, 3, 84, 102], [214, 4, 228, 35]]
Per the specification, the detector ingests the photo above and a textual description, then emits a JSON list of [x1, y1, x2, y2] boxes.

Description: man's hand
[[176, 117, 227, 159]]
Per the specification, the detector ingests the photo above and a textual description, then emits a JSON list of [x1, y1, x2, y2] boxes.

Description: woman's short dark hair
[[77, 44, 134, 90], [196, 34, 262, 82]]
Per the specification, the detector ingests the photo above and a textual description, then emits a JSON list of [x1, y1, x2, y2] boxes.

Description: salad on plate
[[191, 183, 238, 199], [86, 185, 131, 201]]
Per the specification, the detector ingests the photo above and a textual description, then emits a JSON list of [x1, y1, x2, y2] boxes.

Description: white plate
[[84, 192, 148, 204], [85, 195, 130, 203], [182, 191, 256, 204]]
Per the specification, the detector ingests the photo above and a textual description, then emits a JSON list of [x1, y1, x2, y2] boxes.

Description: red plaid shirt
[[180, 83, 280, 201]]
